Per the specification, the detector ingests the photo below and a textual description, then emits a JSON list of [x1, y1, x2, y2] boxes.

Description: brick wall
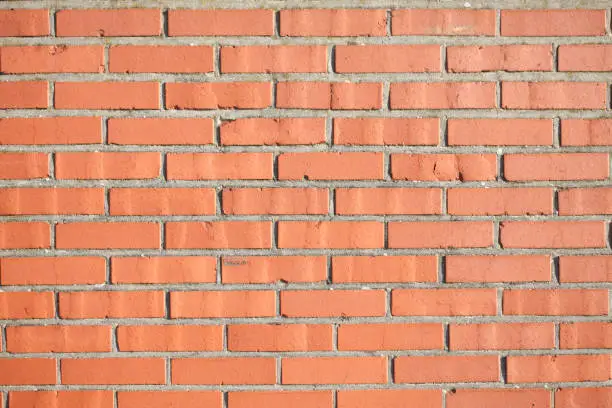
[[0, 2, 610, 407]]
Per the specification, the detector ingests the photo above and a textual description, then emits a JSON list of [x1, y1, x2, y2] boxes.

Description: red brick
[[0, 292, 54, 319], [335, 45, 440, 72], [559, 188, 612, 215], [0, 188, 103, 215], [0, 153, 48, 179], [172, 358, 276, 385], [447, 389, 551, 408], [55, 82, 159, 109], [500, 221, 606, 249], [279, 152, 383, 180], [56, 152, 160, 180], [502, 82, 606, 109], [229, 391, 332, 408], [507, 355, 610, 383], [168, 9, 273, 36], [111, 256, 217, 284], [166, 82, 271, 109], [391, 153, 497, 181], [0, 222, 49, 249], [393, 289, 497, 316], [446, 255, 551, 283], [338, 390, 441, 408], [448, 118, 553, 145], [117, 325, 222, 351], [503, 289, 608, 316], [56, 222, 160, 249], [392, 9, 495, 35], [338, 323, 443, 351], [221, 46, 326, 73], [334, 117, 439, 145], [388, 221, 493, 248], [560, 322, 612, 349], [0, 81, 47, 109], [221, 256, 327, 284], [562, 119, 612, 146], [559, 256, 612, 283], [277, 82, 382, 109], [278, 221, 384, 249], [108, 118, 213, 145], [281, 9, 386, 36], [59, 291, 165, 319], [165, 221, 271, 249], [332, 256, 438, 283], [504, 153, 609, 181], [1, 46, 103, 73], [110, 188, 215, 215], [447, 45, 552, 72], [223, 188, 328, 215], [336, 188, 441, 215], [449, 323, 555, 350], [170, 291, 275, 318], [220, 117, 326, 145], [395, 355, 499, 383], [282, 357, 387, 384], [56, 9, 161, 36], [556, 388, 612, 408], [110, 45, 213, 73], [118, 392, 221, 408], [6, 326, 111, 353], [390, 82, 496, 109], [9, 391, 113, 408], [167, 152, 272, 180], [501, 10, 606, 36], [448, 188, 553, 215], [0, 257, 105, 285], [0, 117, 101, 145], [62, 358, 165, 385], [0, 9, 49, 37], [559, 44, 612, 71], [281, 290, 386, 317], [0, 359, 55, 385], [228, 324, 332, 351]]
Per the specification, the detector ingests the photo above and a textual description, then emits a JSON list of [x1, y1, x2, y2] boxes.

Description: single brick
[[282, 357, 387, 384], [110, 188, 216, 215], [223, 188, 328, 215], [0, 257, 106, 285], [338, 323, 444, 351], [556, 388, 611, 408], [0, 188, 104, 215], [172, 358, 276, 385], [559, 256, 612, 283], [220, 118, 326, 145], [56, 222, 160, 249], [118, 392, 220, 408], [501, 82, 606, 109], [0, 9, 50, 37], [388, 221, 493, 248], [276, 82, 382, 110], [335, 45, 440, 73], [280, 9, 386, 36], [221, 46, 327, 73], [338, 390, 442, 408], [392, 289, 497, 316], [0, 292, 54, 319], [559, 44, 612, 71], [507, 355, 610, 383], [392, 9, 495, 35], [0, 153, 48, 179], [108, 118, 213, 145], [391, 153, 497, 181], [56, 9, 161, 36], [504, 153, 609, 181], [168, 9, 273, 36], [395, 356, 499, 383], [446, 255, 551, 283], [449, 323, 555, 350], [561, 119, 612, 146], [332, 256, 438, 283], [9, 391, 113, 408], [0, 222, 50, 249], [503, 289, 609, 315], [280, 290, 386, 317], [228, 324, 332, 351], [55, 82, 159, 109], [55, 152, 160, 180], [559, 188, 612, 215], [61, 358, 165, 385], [59, 291, 165, 319], [0, 46, 104, 73], [560, 322, 612, 349], [111, 256, 217, 284], [221, 256, 327, 284], [278, 221, 384, 249], [0, 117, 102, 145], [167, 153, 273, 180], [390, 82, 496, 109], [333, 118, 439, 145], [501, 10, 606, 36], [447, 188, 553, 215], [229, 391, 332, 408], [336, 188, 442, 215], [447, 118, 553, 145], [499, 221, 606, 249], [447, 45, 552, 72], [165, 221, 272, 249], [0, 359, 56, 385], [166, 82, 272, 109], [170, 291, 276, 318], [117, 325, 223, 351], [6, 326, 111, 353], [0, 81, 48, 109], [109, 45, 213, 73], [278, 152, 384, 180], [447, 389, 551, 408]]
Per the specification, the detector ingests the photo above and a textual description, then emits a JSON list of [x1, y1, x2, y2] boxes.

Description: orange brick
[[9, 391, 113, 408], [168, 9, 273, 36], [61, 358, 165, 385], [503, 289, 609, 316], [108, 117, 213, 145], [56, 152, 160, 180], [223, 188, 328, 215], [390, 82, 496, 109], [0, 222, 49, 249], [448, 118, 553, 145], [0, 153, 48, 179], [282, 357, 387, 384], [0, 9, 49, 37], [0, 257, 105, 285], [0, 359, 56, 385], [221, 46, 327, 73], [338, 390, 442, 408], [0, 117, 101, 145], [507, 355, 610, 383], [556, 388, 611, 408], [559, 45, 612, 71], [220, 118, 326, 145], [334, 117, 439, 145], [0, 292, 54, 319], [279, 152, 383, 180], [392, 9, 495, 35], [0, 188, 104, 215], [281, 290, 386, 317], [558, 188, 612, 215], [395, 355, 499, 383], [118, 391, 221, 408], [499, 221, 606, 249], [446, 255, 551, 283], [228, 324, 332, 351], [56, 9, 161, 36], [276, 82, 382, 109], [221, 256, 327, 284], [165, 221, 271, 249], [392, 288, 497, 316], [560, 322, 612, 349], [6, 326, 111, 353], [1, 46, 103, 73], [338, 323, 444, 351], [502, 82, 606, 109], [110, 45, 213, 73], [166, 82, 272, 109], [167, 153, 272, 180], [336, 188, 441, 215], [278, 221, 384, 249], [561, 119, 612, 146], [447, 389, 551, 408], [111, 256, 217, 284], [449, 323, 555, 350], [0, 81, 48, 109], [172, 358, 276, 385], [505, 153, 609, 181], [229, 391, 332, 408], [55, 82, 159, 109], [59, 291, 165, 318], [56, 222, 160, 249], [117, 325, 222, 351], [448, 188, 553, 215], [501, 10, 606, 36], [388, 221, 493, 248], [280, 9, 386, 36], [110, 188, 215, 215], [391, 153, 497, 181], [336, 45, 440, 72], [170, 291, 275, 318], [447, 45, 552, 72], [332, 256, 437, 283], [559, 256, 612, 283]]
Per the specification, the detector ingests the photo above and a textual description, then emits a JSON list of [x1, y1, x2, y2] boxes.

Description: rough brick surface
[[0, 2, 610, 404]]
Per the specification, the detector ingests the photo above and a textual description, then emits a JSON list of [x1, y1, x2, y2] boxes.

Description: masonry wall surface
[[0, 1, 610, 407]]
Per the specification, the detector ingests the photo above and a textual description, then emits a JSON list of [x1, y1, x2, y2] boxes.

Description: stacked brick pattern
[[0, 4, 611, 408]]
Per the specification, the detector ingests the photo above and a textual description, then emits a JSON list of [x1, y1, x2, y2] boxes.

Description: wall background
[[0, 1, 610, 407]]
